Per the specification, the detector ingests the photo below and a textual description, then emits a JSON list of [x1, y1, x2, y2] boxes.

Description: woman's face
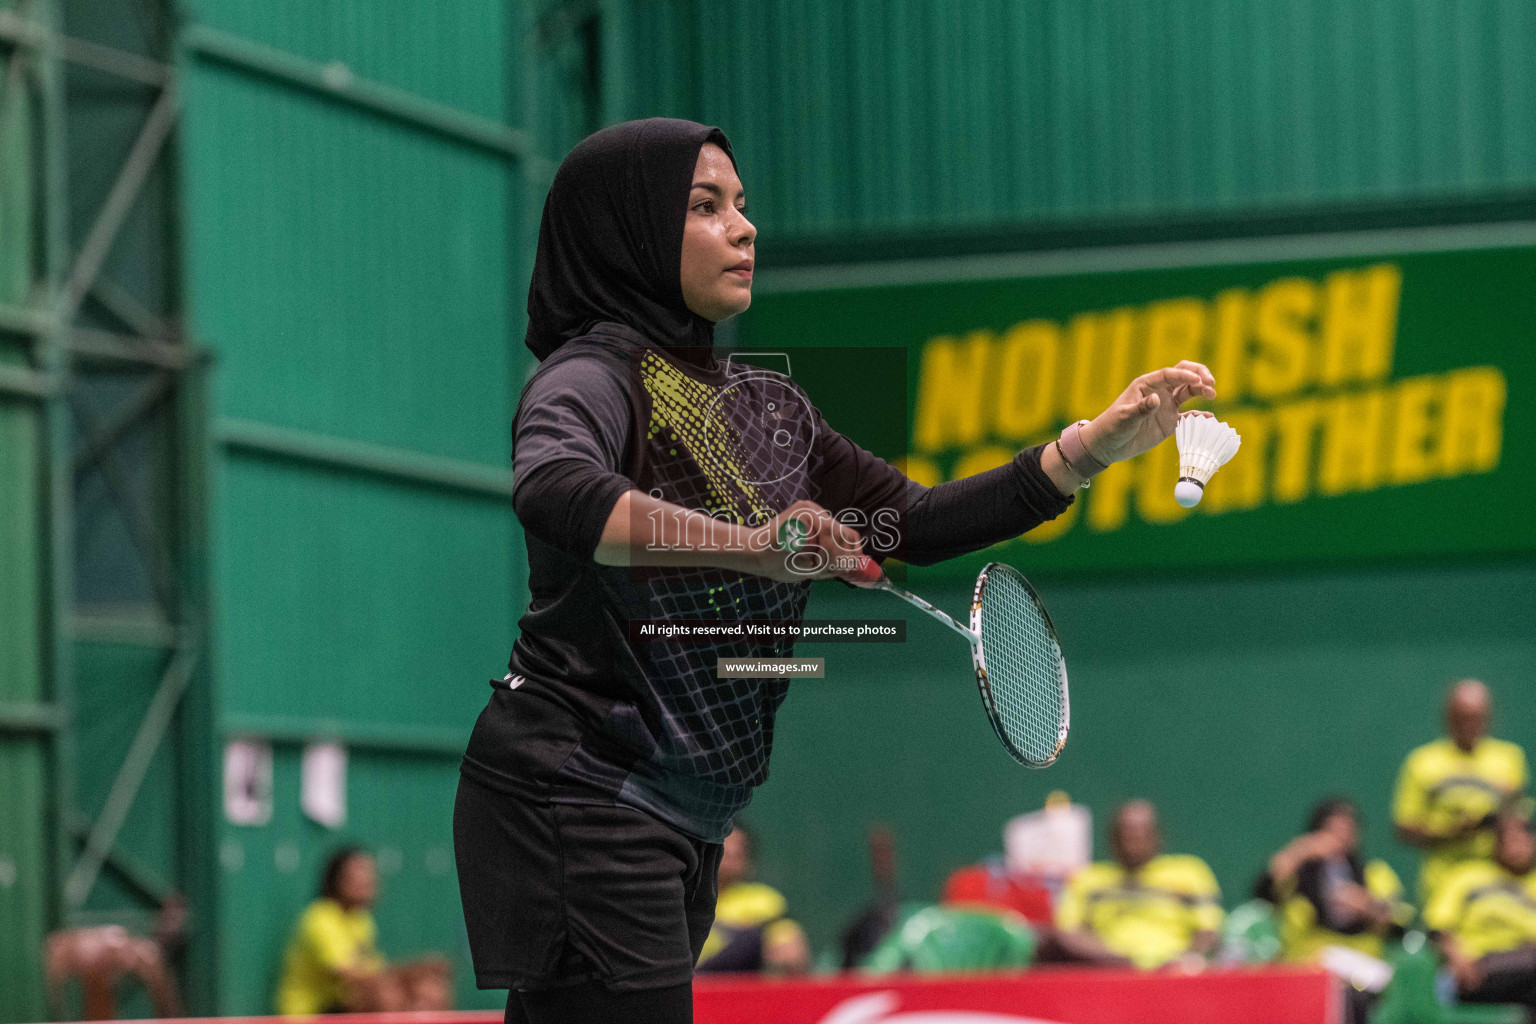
[[337, 853, 378, 909], [679, 142, 755, 322], [1320, 810, 1359, 854]]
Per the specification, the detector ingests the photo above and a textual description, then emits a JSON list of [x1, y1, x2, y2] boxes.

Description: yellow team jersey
[[1055, 855, 1224, 969], [1424, 860, 1536, 960], [1277, 859, 1411, 964], [276, 899, 385, 1016], [1393, 737, 1527, 901], [698, 882, 803, 966]]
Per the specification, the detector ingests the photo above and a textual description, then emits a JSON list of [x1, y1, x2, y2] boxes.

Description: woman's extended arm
[[593, 491, 865, 582], [811, 361, 1218, 566]]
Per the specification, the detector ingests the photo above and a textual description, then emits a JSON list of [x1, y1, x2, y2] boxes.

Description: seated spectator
[[276, 846, 451, 1014], [1054, 800, 1223, 970], [697, 822, 810, 975], [941, 858, 1054, 927], [1257, 797, 1412, 1024], [1394, 679, 1528, 903], [840, 825, 901, 969], [1259, 797, 1412, 964], [1427, 809, 1536, 1012]]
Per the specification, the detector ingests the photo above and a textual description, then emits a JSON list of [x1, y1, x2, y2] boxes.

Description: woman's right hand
[[751, 501, 867, 582]]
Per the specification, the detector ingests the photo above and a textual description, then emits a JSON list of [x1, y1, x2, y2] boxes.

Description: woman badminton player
[[453, 117, 1216, 1024]]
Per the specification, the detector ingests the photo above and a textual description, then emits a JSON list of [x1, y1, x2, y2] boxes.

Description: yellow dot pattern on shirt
[[641, 352, 775, 524]]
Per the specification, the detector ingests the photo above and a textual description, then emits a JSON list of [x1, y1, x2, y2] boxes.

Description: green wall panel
[[0, 404, 39, 701], [0, 401, 45, 1024], [0, 740, 48, 1023], [182, 0, 510, 124], [178, 0, 534, 1009], [0, 27, 28, 307], [72, 642, 183, 904], [216, 457, 514, 729], [180, 68, 515, 466], [748, 559, 1536, 959], [216, 748, 491, 1015], [620, 0, 1536, 240], [170, 0, 1536, 1009]]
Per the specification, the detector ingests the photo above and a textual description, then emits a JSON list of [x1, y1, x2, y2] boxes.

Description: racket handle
[[842, 555, 885, 588]]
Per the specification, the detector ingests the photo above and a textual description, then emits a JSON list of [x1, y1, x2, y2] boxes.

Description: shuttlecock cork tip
[[1174, 479, 1204, 508]]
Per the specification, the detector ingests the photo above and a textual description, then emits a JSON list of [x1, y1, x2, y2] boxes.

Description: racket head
[[969, 562, 1070, 768]]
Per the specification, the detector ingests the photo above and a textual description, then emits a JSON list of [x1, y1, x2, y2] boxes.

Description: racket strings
[[977, 568, 1066, 766]]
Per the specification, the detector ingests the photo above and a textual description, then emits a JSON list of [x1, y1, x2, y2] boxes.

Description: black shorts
[[453, 773, 724, 993]]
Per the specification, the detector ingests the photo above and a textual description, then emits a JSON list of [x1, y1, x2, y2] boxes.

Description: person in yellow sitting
[[1427, 809, 1536, 1012], [1259, 797, 1413, 1024], [276, 847, 388, 1015], [696, 822, 810, 975], [1262, 797, 1413, 964], [1394, 679, 1528, 904], [1055, 800, 1223, 970]]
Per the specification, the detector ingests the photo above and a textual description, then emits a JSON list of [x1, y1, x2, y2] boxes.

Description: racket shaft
[[879, 581, 977, 644]]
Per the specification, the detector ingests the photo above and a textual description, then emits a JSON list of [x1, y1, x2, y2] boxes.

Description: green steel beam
[[174, 341, 217, 1013], [64, 643, 198, 907], [13, 4, 198, 1014], [36, 0, 78, 945], [71, 611, 177, 648], [0, 10, 170, 86], [216, 417, 516, 499], [0, 300, 52, 336], [68, 326, 197, 369], [0, 363, 49, 398], [72, 371, 172, 474], [224, 712, 464, 758], [0, 10, 45, 51], [182, 24, 552, 177], [61, 83, 178, 321], [90, 273, 171, 338], [67, 813, 173, 906], [0, 701, 63, 734], [71, 394, 181, 613]]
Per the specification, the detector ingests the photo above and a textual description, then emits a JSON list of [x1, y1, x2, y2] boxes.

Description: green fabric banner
[[741, 235, 1536, 577]]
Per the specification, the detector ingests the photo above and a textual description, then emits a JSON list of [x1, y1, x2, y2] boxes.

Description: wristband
[[1058, 420, 1110, 479]]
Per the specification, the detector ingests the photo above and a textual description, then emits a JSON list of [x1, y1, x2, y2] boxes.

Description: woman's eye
[[694, 200, 714, 213]]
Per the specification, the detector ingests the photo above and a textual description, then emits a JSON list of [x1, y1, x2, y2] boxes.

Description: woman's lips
[[726, 259, 753, 281]]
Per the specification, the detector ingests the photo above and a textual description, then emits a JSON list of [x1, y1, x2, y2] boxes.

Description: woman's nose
[[734, 211, 757, 247]]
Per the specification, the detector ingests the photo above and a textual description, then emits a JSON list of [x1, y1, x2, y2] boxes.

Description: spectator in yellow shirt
[[696, 822, 810, 976], [1260, 797, 1412, 964], [1394, 680, 1528, 903], [1427, 810, 1536, 1012], [1258, 797, 1413, 1024], [1055, 800, 1223, 970], [276, 847, 388, 1015]]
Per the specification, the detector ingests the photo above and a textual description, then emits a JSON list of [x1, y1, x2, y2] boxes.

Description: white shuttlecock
[[1174, 413, 1241, 507]]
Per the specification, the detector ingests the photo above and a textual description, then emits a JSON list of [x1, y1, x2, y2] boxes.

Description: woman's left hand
[[1082, 361, 1217, 464]]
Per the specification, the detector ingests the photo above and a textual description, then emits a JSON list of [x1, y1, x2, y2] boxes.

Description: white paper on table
[[301, 741, 347, 829], [1319, 945, 1394, 993], [1004, 801, 1092, 879], [223, 739, 273, 826]]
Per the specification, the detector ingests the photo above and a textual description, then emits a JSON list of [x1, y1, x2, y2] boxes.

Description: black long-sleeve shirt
[[460, 322, 1073, 841]]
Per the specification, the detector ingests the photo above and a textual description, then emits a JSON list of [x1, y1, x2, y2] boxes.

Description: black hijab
[[525, 118, 737, 366]]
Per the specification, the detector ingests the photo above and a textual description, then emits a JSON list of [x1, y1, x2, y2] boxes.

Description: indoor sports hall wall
[[601, 0, 1536, 969], [174, 0, 568, 1013], [747, 565, 1536, 958], [5, 1, 1536, 1020], [613, 0, 1536, 244]]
